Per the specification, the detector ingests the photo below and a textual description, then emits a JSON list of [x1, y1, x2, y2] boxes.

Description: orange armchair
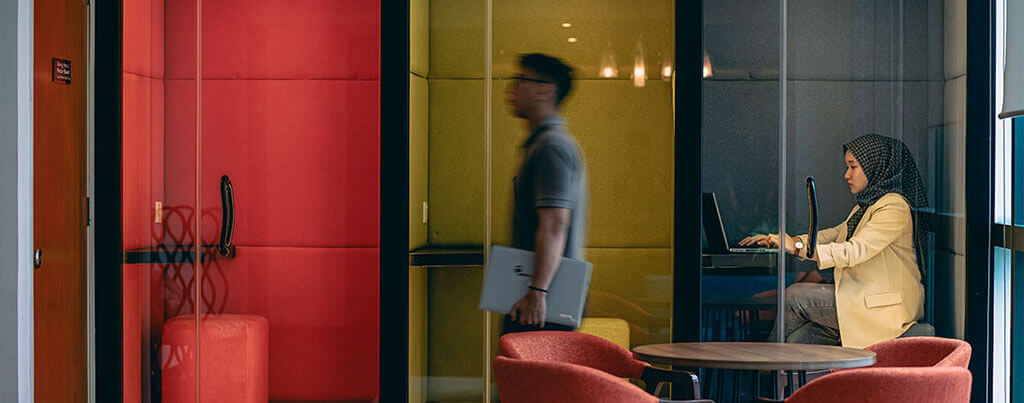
[[493, 356, 713, 403], [499, 330, 701, 398], [859, 336, 971, 368], [784, 367, 971, 403]]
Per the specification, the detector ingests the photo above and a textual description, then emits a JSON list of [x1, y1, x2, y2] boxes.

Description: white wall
[[0, 0, 34, 401]]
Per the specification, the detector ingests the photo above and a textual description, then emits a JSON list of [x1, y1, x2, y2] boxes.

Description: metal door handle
[[34, 248, 42, 269]]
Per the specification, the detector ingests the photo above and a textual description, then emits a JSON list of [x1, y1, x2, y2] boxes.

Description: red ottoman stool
[[161, 314, 269, 403]]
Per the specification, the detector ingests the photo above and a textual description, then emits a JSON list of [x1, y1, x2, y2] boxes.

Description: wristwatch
[[793, 240, 805, 254]]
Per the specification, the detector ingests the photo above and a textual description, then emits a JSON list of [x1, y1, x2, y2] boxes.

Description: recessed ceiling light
[[562, 22, 572, 28], [568, 37, 578, 43]]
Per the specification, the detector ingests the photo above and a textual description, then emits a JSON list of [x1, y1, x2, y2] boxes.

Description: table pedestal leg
[[751, 370, 760, 401], [732, 369, 740, 401], [771, 370, 779, 400], [715, 368, 724, 399]]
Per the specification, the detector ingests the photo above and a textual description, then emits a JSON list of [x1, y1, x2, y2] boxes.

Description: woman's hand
[[738, 233, 800, 255], [738, 234, 774, 248]]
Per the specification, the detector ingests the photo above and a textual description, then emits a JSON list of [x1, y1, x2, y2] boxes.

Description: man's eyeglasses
[[512, 75, 552, 85]]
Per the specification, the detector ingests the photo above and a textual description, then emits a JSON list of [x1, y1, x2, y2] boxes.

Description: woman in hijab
[[739, 133, 931, 348]]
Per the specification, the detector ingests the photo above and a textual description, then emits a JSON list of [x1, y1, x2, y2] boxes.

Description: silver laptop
[[702, 192, 778, 254], [479, 245, 593, 327]]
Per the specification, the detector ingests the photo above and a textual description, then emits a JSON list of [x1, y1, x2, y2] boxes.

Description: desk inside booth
[[702, 252, 777, 276], [700, 252, 830, 342]]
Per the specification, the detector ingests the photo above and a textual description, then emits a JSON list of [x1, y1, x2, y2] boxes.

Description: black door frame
[[379, 1, 410, 402], [675, 0, 703, 346], [94, 0, 122, 400], [964, 0, 996, 401]]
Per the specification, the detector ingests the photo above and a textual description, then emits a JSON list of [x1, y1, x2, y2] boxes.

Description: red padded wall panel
[[122, 0, 164, 78], [198, 80, 380, 248], [122, 73, 166, 250], [163, 0, 196, 79], [200, 247, 379, 400], [122, 266, 142, 403], [162, 79, 198, 244], [158, 1, 381, 400], [166, 0, 379, 80]]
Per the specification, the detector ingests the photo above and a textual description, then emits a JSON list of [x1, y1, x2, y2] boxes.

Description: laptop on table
[[702, 192, 778, 254]]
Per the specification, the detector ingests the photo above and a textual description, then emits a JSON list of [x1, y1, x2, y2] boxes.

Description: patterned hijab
[[843, 134, 931, 277]]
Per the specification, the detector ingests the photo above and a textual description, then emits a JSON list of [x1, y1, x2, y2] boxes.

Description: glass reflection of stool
[[700, 296, 776, 402]]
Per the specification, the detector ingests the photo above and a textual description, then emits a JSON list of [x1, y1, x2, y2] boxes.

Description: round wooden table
[[633, 342, 876, 400]]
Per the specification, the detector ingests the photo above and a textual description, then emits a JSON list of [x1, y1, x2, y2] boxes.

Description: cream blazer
[[796, 192, 924, 348]]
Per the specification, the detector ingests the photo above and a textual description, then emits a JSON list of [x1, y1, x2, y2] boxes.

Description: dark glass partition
[[701, 0, 963, 401]]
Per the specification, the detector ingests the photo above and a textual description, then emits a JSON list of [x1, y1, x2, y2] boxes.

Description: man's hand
[[509, 289, 547, 327]]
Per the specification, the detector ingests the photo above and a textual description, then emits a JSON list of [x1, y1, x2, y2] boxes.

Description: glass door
[[700, 3, 782, 400], [122, 1, 384, 401], [409, 1, 676, 401], [121, 0, 201, 401], [194, 1, 383, 402], [701, 0, 961, 401]]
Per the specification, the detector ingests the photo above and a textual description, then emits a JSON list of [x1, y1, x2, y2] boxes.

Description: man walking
[[503, 53, 588, 333]]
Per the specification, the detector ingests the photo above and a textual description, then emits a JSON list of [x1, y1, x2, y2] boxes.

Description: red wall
[[124, 0, 381, 401]]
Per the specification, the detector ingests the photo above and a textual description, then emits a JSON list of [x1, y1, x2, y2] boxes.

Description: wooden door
[[33, 0, 89, 400]]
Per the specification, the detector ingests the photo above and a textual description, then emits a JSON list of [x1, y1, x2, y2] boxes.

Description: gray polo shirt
[[511, 116, 588, 260]]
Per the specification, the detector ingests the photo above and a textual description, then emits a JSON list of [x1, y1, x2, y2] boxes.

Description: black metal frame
[[965, 0, 996, 401], [94, 0, 123, 400], [379, 1, 410, 401], [675, 0, 702, 346], [1013, 118, 1024, 402]]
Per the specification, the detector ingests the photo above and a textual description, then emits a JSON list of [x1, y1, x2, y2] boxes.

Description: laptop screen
[[701, 192, 731, 253]]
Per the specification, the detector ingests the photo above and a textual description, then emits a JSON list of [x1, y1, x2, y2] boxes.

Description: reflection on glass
[[661, 54, 673, 81], [633, 39, 647, 87], [600, 42, 619, 78], [702, 53, 712, 78]]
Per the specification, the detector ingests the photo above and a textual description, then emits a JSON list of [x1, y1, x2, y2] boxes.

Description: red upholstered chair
[[493, 356, 714, 403], [161, 314, 269, 403], [781, 367, 971, 403], [499, 331, 701, 398], [860, 336, 971, 368]]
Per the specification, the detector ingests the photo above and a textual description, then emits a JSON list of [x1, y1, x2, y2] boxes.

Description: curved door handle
[[219, 175, 235, 257], [805, 176, 819, 258], [34, 248, 43, 269]]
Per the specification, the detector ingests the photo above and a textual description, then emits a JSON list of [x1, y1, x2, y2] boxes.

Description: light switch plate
[[422, 201, 428, 225], [154, 201, 163, 224]]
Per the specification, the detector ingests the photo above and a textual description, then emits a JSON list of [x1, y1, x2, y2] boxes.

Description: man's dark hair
[[520, 53, 574, 106]]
